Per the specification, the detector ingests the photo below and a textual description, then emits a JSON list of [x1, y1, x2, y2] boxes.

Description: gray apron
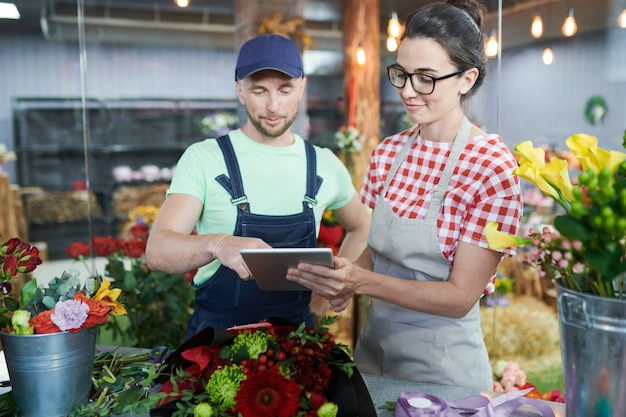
[[354, 117, 493, 391]]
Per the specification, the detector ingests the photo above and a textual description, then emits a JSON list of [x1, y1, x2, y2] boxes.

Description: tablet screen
[[240, 247, 334, 291]]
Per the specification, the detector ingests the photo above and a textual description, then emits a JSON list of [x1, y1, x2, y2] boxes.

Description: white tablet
[[240, 247, 334, 291]]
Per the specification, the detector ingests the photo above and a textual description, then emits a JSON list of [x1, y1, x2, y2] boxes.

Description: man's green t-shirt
[[167, 129, 356, 284]]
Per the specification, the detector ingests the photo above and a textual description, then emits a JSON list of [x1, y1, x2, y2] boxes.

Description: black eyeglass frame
[[387, 65, 466, 95]]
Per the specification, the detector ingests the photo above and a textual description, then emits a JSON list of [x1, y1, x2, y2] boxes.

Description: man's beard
[[246, 108, 298, 139]]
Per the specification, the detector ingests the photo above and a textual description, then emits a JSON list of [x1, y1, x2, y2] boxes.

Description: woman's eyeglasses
[[387, 65, 465, 95]]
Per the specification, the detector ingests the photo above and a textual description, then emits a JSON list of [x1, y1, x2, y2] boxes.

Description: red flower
[[1, 256, 18, 276], [121, 239, 147, 258], [21, 246, 42, 273], [73, 293, 112, 329], [1, 237, 21, 254], [130, 224, 150, 240], [518, 382, 542, 399], [308, 392, 328, 409], [30, 310, 62, 334], [92, 236, 121, 257], [184, 268, 198, 283], [66, 241, 91, 259], [234, 368, 301, 417], [542, 389, 565, 403]]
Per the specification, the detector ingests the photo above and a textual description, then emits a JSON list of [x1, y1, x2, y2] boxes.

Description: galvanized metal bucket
[[0, 329, 96, 417], [557, 282, 626, 417]]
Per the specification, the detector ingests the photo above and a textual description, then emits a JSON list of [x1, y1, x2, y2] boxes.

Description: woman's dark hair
[[401, 0, 487, 98]]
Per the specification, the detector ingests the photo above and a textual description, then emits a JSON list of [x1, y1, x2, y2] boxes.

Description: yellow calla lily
[[591, 147, 626, 174], [484, 222, 532, 251], [566, 134, 598, 172], [540, 157, 574, 202], [514, 163, 560, 200], [514, 141, 546, 167], [94, 278, 128, 316]]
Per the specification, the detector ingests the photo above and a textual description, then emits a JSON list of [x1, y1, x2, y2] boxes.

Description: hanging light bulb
[[485, 30, 498, 58], [531, 10, 543, 38], [619, 7, 626, 28], [388, 12, 401, 38], [386, 36, 398, 52], [562, 8, 578, 37], [542, 47, 554, 65], [356, 43, 366, 65], [174, 0, 190, 7]]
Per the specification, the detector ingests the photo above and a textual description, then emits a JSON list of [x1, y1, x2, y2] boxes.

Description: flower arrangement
[[334, 125, 364, 154], [153, 316, 356, 417], [486, 132, 626, 298], [128, 204, 160, 227], [66, 221, 194, 349], [0, 235, 126, 335]]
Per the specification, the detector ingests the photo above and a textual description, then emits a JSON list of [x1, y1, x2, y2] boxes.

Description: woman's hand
[[286, 256, 358, 311]]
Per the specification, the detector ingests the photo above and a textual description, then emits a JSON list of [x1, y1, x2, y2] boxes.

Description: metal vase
[[0, 328, 96, 417], [557, 282, 626, 417]]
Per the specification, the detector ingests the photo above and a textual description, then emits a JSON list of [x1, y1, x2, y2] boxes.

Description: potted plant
[[0, 235, 127, 417], [485, 132, 626, 417]]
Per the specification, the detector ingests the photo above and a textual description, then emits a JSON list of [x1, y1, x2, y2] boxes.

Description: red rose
[[92, 236, 121, 257], [31, 310, 62, 334], [1, 237, 21, 254], [1, 256, 18, 276], [73, 293, 111, 329], [121, 239, 147, 258], [130, 224, 150, 240], [21, 247, 43, 273], [66, 241, 91, 259]]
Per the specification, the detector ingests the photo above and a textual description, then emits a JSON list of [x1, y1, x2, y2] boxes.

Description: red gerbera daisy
[[234, 368, 300, 417]]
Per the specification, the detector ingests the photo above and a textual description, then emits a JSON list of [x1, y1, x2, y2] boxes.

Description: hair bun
[[447, 0, 485, 30]]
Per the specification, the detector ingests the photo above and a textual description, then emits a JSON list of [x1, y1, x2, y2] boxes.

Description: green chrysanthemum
[[205, 364, 246, 412], [230, 329, 274, 359], [317, 401, 339, 417], [193, 402, 214, 417]]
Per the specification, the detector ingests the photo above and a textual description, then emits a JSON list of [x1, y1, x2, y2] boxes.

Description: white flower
[[334, 126, 364, 154], [0, 144, 17, 163]]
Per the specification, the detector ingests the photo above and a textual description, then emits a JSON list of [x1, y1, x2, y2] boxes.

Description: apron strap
[[425, 117, 471, 220], [303, 140, 323, 206], [378, 118, 471, 220], [214, 135, 249, 206], [214, 135, 322, 207]]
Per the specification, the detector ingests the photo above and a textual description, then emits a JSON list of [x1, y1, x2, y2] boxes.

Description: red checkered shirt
[[360, 125, 523, 294]]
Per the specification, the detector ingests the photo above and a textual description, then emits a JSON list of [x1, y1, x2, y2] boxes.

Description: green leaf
[[19, 279, 38, 308], [553, 214, 591, 241], [3, 296, 19, 312], [123, 270, 137, 291]]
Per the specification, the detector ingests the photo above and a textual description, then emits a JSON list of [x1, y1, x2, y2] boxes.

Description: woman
[[287, 0, 522, 391]]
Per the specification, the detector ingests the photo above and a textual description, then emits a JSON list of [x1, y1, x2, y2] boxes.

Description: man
[[145, 34, 370, 338]]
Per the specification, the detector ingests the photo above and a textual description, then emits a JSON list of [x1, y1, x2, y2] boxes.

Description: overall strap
[[303, 140, 323, 206], [214, 135, 249, 206]]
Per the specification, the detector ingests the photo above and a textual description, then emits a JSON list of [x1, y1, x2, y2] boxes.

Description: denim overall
[[185, 135, 321, 338]]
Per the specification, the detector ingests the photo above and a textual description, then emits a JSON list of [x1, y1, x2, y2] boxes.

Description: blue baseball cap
[[235, 34, 304, 81]]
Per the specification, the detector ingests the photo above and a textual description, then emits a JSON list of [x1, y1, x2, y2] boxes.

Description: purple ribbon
[[395, 389, 556, 417]]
